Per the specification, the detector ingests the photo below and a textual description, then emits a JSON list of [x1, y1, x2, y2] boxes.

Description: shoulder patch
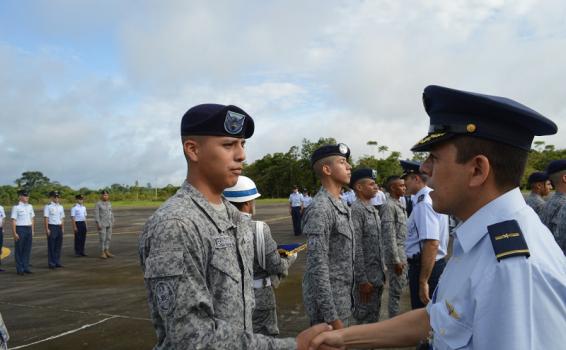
[[154, 280, 176, 316], [417, 194, 425, 203], [487, 220, 530, 262]]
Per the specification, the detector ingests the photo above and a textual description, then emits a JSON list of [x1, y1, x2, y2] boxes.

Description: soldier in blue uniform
[[308, 85, 566, 350], [11, 190, 35, 276], [44, 191, 65, 269], [289, 186, 304, 235]]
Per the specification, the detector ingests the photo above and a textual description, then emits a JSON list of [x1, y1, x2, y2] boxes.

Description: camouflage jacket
[[139, 181, 295, 350], [302, 186, 355, 323], [94, 201, 114, 227], [351, 199, 385, 286], [379, 197, 408, 265], [554, 204, 566, 255], [525, 192, 545, 217], [540, 192, 566, 236]]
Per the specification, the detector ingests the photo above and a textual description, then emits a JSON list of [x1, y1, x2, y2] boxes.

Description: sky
[[1, 0, 565, 189]]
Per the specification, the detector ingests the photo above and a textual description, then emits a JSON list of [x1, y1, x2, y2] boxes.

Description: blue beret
[[311, 143, 350, 166], [411, 85, 557, 152], [18, 190, 29, 196], [350, 168, 377, 188], [400, 160, 421, 177], [527, 171, 548, 184], [181, 104, 254, 139], [546, 159, 566, 176]]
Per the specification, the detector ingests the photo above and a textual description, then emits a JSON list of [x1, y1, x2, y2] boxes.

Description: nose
[[420, 156, 433, 176], [235, 141, 246, 162]]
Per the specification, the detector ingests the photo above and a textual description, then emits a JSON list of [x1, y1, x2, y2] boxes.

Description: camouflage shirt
[[94, 201, 114, 227], [540, 192, 566, 237], [525, 192, 545, 216], [554, 204, 566, 255], [139, 182, 296, 350], [380, 197, 408, 265], [302, 186, 355, 324], [351, 199, 385, 286]]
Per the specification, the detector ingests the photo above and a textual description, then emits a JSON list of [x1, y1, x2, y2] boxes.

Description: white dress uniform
[[370, 190, 387, 206], [427, 188, 566, 349]]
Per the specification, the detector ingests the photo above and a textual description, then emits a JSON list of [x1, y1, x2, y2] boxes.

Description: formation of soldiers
[[0, 190, 115, 276]]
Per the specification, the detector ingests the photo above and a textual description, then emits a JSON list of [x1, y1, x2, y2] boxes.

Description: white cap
[[223, 176, 261, 203]]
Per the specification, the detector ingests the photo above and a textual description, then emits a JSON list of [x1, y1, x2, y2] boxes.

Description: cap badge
[[372, 169, 377, 179], [224, 111, 246, 135], [466, 123, 477, 133], [338, 143, 349, 155]]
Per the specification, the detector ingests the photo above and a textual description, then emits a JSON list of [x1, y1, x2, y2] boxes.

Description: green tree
[[15, 171, 50, 191]]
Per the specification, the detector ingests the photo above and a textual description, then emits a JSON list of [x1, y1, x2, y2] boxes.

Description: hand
[[419, 281, 430, 305], [74, 227, 78, 234], [97, 225, 101, 231], [308, 328, 346, 350], [359, 282, 374, 303], [328, 319, 344, 330], [296, 323, 334, 350], [46, 229, 51, 237], [286, 253, 298, 266], [13, 233, 20, 241], [394, 262, 404, 276]]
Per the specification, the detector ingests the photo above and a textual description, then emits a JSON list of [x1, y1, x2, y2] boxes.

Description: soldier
[[94, 190, 114, 259], [289, 185, 303, 235], [0, 311, 8, 350], [11, 190, 34, 275], [525, 171, 551, 216], [540, 159, 566, 236], [380, 175, 408, 318], [0, 204, 5, 272], [301, 189, 313, 209], [309, 85, 566, 350], [302, 143, 355, 330], [403, 160, 449, 311], [44, 191, 65, 269], [139, 103, 331, 349], [224, 175, 297, 336], [350, 168, 385, 324], [71, 194, 88, 257]]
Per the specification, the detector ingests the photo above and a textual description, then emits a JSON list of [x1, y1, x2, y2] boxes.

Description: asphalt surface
[[0, 203, 412, 349]]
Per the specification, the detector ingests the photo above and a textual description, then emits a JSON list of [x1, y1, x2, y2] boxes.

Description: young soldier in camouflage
[[139, 104, 331, 350], [350, 168, 386, 324], [525, 171, 550, 216], [302, 143, 355, 330], [540, 159, 566, 236], [380, 175, 409, 318]]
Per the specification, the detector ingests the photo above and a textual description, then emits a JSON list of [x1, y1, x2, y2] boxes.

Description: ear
[[468, 155, 491, 188], [184, 138, 200, 162], [322, 163, 332, 176]]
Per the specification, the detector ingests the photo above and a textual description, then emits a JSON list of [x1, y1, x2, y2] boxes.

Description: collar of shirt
[[413, 186, 432, 204], [319, 186, 349, 215], [454, 187, 525, 254], [181, 181, 238, 232]]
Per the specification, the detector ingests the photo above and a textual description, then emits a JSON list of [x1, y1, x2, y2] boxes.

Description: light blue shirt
[[405, 186, 449, 260], [44, 202, 65, 225], [71, 204, 87, 222], [427, 188, 566, 349], [289, 192, 303, 207], [11, 202, 34, 226]]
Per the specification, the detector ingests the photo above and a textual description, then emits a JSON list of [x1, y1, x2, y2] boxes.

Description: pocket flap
[[144, 249, 184, 278], [430, 301, 472, 349]]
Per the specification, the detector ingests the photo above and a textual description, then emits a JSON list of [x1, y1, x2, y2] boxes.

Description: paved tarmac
[[0, 203, 412, 349]]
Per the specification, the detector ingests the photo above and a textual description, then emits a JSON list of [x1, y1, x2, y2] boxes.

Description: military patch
[[487, 220, 530, 262], [215, 236, 234, 249], [417, 194, 425, 203], [155, 280, 176, 316], [224, 110, 245, 135]]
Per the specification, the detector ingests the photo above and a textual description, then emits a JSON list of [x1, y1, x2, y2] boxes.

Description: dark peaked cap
[[181, 104, 255, 139], [400, 160, 421, 177], [411, 85, 557, 152]]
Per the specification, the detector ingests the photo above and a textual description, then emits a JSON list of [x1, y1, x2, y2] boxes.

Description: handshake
[[296, 323, 344, 350]]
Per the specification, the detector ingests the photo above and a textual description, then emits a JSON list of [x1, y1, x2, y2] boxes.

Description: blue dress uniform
[[289, 190, 303, 235], [411, 85, 566, 349], [71, 195, 88, 256], [44, 191, 65, 268], [11, 191, 35, 275]]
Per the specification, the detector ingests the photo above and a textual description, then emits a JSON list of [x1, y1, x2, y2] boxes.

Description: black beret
[[546, 159, 566, 176], [527, 172, 548, 185], [412, 85, 557, 152], [350, 168, 377, 188], [18, 190, 29, 196], [181, 104, 254, 139], [75, 194, 84, 200], [400, 160, 421, 178], [311, 143, 350, 166], [48, 191, 60, 197]]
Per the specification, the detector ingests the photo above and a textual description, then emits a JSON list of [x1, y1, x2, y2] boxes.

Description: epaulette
[[417, 194, 425, 203], [487, 220, 530, 262]]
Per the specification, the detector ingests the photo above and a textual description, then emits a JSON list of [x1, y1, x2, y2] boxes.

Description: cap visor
[[410, 132, 455, 152]]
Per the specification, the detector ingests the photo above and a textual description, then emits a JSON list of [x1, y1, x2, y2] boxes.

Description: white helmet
[[223, 176, 261, 203]]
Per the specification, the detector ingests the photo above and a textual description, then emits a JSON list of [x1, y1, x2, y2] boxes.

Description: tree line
[[1, 139, 564, 205]]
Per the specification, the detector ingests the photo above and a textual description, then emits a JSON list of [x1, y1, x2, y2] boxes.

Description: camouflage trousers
[[386, 264, 408, 318], [353, 284, 384, 324], [252, 286, 279, 336]]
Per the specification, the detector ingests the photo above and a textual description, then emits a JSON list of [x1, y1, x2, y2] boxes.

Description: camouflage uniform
[[241, 214, 292, 336], [525, 192, 545, 216], [351, 199, 385, 324], [554, 204, 566, 255], [0, 312, 7, 350], [139, 182, 295, 349], [540, 192, 566, 236], [379, 197, 408, 318], [302, 187, 355, 325], [94, 200, 114, 252]]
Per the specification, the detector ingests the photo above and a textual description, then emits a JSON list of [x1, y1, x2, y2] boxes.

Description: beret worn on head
[[350, 168, 377, 188], [411, 85, 558, 152], [181, 103, 255, 139], [546, 159, 566, 176], [527, 172, 548, 185], [311, 143, 351, 166]]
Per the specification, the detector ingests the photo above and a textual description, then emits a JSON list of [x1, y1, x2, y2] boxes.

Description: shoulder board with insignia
[[417, 194, 425, 203], [487, 220, 530, 262]]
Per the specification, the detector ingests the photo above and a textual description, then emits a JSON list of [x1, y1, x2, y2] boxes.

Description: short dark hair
[[385, 175, 402, 192], [230, 201, 246, 211], [451, 136, 528, 191]]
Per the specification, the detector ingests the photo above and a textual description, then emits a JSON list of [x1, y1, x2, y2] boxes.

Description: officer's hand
[[308, 327, 346, 350], [46, 229, 51, 237], [359, 282, 374, 303], [419, 281, 430, 305], [296, 323, 336, 350], [328, 319, 344, 330], [74, 227, 78, 234], [286, 253, 298, 266], [394, 262, 404, 276], [13, 233, 19, 241]]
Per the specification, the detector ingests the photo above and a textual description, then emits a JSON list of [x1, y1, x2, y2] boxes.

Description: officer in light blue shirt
[[44, 191, 65, 269], [11, 190, 35, 275], [307, 85, 566, 350], [289, 186, 303, 235]]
